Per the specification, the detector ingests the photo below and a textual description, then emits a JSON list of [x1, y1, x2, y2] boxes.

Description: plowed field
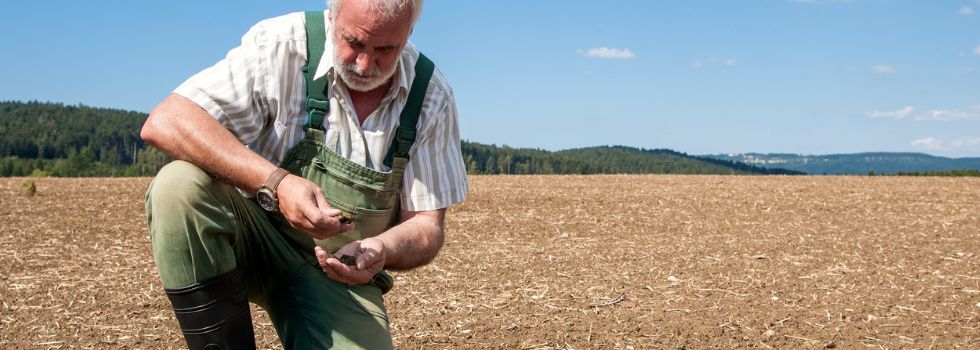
[[1, 176, 978, 349]]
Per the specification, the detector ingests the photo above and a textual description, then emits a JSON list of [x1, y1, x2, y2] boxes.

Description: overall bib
[[272, 10, 435, 287]]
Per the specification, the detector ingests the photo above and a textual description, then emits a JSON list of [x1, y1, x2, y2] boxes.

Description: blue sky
[[2, 1, 979, 157]]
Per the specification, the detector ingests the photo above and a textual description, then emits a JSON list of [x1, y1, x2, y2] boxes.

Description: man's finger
[[356, 249, 378, 270], [313, 190, 343, 217], [312, 189, 342, 218], [323, 258, 356, 284], [312, 187, 328, 208], [315, 246, 330, 267], [286, 211, 317, 234], [300, 205, 340, 239], [302, 199, 327, 225], [317, 248, 349, 282]]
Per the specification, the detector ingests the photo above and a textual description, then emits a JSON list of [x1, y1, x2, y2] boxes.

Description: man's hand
[[277, 174, 353, 239], [315, 238, 386, 285]]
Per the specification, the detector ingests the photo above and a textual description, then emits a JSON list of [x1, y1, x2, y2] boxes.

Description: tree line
[[871, 169, 980, 177], [462, 143, 802, 175], [0, 101, 169, 176], [2, 100, 803, 177]]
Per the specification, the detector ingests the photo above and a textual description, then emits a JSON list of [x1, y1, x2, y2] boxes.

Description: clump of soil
[[339, 254, 357, 266], [21, 180, 35, 196]]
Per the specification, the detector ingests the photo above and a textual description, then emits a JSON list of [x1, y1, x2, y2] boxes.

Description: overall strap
[[303, 11, 329, 131], [383, 53, 435, 169]]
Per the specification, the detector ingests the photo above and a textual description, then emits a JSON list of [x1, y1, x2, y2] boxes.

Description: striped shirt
[[174, 12, 467, 211]]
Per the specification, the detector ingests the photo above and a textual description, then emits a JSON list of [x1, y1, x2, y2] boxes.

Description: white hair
[[329, 0, 424, 25]]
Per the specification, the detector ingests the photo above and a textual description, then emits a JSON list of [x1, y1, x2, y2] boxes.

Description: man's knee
[[147, 160, 218, 211], [145, 160, 231, 251], [146, 160, 238, 287]]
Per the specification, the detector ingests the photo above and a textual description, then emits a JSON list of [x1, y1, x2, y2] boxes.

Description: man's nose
[[356, 53, 373, 73]]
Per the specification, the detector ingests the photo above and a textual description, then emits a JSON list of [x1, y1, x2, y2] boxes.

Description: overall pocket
[[278, 138, 401, 253], [312, 159, 390, 195], [312, 182, 399, 253]]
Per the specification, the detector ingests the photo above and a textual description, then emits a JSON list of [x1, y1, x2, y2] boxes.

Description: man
[[140, 0, 468, 348]]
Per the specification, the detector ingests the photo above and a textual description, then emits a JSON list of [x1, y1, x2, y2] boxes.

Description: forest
[[461, 143, 800, 175], [1, 101, 796, 177], [0, 101, 168, 176]]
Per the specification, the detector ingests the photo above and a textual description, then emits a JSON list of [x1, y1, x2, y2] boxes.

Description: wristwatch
[[256, 168, 290, 212]]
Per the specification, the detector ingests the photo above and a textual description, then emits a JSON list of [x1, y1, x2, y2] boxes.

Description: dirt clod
[[21, 180, 35, 196], [339, 254, 357, 266], [338, 214, 352, 225]]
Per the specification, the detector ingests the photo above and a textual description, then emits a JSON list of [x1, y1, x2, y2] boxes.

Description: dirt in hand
[[338, 213, 352, 225], [339, 254, 357, 266]]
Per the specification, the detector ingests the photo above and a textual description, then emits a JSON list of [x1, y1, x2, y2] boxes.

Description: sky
[[1, 0, 979, 157]]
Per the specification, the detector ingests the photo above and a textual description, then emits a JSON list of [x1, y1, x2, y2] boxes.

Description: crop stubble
[[0, 176, 977, 349]]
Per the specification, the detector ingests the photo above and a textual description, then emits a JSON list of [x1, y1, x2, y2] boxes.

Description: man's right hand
[[276, 174, 353, 239]]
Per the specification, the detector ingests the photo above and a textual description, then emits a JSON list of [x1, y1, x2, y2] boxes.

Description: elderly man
[[140, 0, 467, 348]]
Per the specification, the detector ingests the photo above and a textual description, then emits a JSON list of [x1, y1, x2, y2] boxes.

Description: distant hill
[[703, 152, 980, 175], [0, 100, 797, 176], [462, 143, 802, 175]]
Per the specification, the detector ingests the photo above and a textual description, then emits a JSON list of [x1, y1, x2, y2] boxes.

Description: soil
[[1, 175, 978, 349], [339, 255, 357, 267]]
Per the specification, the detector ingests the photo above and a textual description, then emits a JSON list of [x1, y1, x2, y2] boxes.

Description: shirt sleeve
[[172, 23, 271, 145], [401, 84, 469, 211]]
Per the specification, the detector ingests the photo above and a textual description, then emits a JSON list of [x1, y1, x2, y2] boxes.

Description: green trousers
[[146, 160, 393, 349]]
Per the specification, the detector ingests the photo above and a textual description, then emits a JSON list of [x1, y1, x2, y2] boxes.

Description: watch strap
[[263, 168, 290, 194]]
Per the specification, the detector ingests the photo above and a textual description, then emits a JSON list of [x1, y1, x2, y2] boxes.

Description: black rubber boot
[[164, 268, 256, 350]]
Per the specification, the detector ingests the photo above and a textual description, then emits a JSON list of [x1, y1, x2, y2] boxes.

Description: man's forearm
[[141, 94, 276, 193], [377, 209, 446, 270]]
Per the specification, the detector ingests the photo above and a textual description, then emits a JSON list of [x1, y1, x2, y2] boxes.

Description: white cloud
[[914, 105, 980, 122], [869, 104, 980, 122], [973, 45, 980, 56], [950, 137, 980, 148], [583, 47, 635, 59], [692, 56, 737, 69], [910, 137, 944, 150], [910, 137, 980, 152], [872, 64, 896, 74], [867, 106, 913, 119], [960, 6, 974, 15]]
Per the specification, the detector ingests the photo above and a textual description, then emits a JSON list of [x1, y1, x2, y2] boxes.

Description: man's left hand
[[315, 238, 387, 285]]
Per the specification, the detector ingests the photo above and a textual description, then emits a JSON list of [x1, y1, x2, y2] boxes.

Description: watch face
[[256, 188, 278, 212]]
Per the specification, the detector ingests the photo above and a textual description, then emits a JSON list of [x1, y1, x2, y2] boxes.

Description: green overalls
[[275, 10, 434, 260], [146, 11, 434, 349]]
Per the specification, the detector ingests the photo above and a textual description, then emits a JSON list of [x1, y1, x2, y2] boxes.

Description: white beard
[[333, 47, 399, 92]]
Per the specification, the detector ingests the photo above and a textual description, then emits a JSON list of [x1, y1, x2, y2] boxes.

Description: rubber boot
[[164, 267, 256, 350]]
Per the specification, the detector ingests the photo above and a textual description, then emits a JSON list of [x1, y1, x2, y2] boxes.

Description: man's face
[[330, 0, 413, 92]]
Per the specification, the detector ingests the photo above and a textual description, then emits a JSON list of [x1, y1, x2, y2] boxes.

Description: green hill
[[704, 152, 980, 175], [462, 143, 802, 175], [0, 100, 797, 176]]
